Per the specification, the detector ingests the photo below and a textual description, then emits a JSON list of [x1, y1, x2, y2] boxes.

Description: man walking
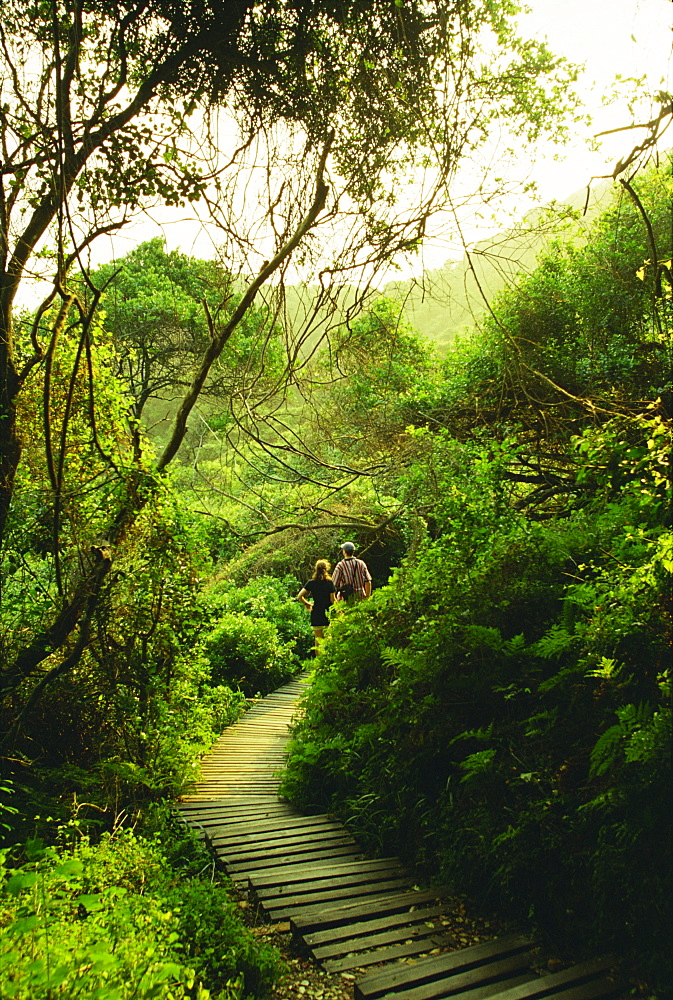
[[332, 541, 372, 603]]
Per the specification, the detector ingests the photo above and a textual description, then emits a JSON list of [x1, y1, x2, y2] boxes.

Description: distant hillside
[[383, 180, 614, 350]]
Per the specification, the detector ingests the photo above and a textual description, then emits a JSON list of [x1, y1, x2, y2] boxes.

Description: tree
[[0, 0, 577, 718], [92, 238, 286, 426]]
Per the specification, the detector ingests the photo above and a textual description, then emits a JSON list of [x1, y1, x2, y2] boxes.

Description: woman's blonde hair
[[313, 559, 332, 580]]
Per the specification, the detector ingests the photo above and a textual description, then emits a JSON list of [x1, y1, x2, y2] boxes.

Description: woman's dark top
[[304, 578, 334, 627]]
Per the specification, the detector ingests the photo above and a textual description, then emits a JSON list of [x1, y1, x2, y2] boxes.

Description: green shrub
[[208, 575, 314, 660], [281, 420, 672, 989], [202, 612, 296, 697], [0, 825, 283, 1000]]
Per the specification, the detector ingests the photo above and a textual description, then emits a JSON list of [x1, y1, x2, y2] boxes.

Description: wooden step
[[353, 935, 535, 999], [291, 886, 454, 935]]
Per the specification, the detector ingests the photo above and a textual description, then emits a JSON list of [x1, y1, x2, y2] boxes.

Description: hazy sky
[[514, 0, 672, 201], [57, 0, 673, 283], [391, 0, 673, 272]]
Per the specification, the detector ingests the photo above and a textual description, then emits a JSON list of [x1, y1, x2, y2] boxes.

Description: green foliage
[[306, 298, 438, 454], [92, 239, 286, 428], [0, 824, 283, 1000], [207, 575, 314, 660], [167, 880, 280, 998], [7, 489, 247, 799], [281, 411, 672, 986], [413, 158, 672, 443], [202, 613, 297, 698]]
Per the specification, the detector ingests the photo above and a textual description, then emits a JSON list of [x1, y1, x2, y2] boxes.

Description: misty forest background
[[0, 3, 670, 1000]]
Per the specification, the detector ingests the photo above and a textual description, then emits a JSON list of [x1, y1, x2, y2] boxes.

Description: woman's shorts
[[310, 606, 330, 628]]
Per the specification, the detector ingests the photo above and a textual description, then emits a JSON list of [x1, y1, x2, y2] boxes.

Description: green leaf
[[5, 871, 39, 895]]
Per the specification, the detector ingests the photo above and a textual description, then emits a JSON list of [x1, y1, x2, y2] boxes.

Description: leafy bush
[[281, 418, 672, 988], [0, 825, 283, 1000], [202, 612, 297, 697], [208, 575, 314, 660]]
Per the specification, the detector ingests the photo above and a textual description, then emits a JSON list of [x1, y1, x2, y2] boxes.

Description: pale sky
[[514, 0, 672, 201], [114, 0, 673, 280], [20, 0, 673, 297], [408, 0, 673, 270]]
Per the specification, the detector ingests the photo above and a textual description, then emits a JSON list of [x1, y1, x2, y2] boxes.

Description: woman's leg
[[312, 626, 325, 650]]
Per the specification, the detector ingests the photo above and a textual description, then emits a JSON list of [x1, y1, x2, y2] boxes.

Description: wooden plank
[[178, 799, 290, 811], [178, 807, 296, 824], [443, 974, 620, 1000], [311, 919, 446, 959], [253, 867, 407, 897], [468, 959, 620, 1000], [179, 795, 285, 805], [210, 818, 345, 844], [200, 813, 334, 835], [303, 904, 449, 947], [291, 887, 453, 934], [323, 936, 450, 973], [354, 935, 533, 999], [355, 953, 534, 1000], [216, 835, 358, 864], [224, 845, 363, 876], [261, 878, 413, 916], [211, 827, 355, 852], [249, 857, 403, 888], [543, 980, 623, 1000], [179, 795, 283, 806], [185, 812, 298, 827], [449, 975, 539, 1000], [393, 960, 534, 1000], [249, 861, 402, 901]]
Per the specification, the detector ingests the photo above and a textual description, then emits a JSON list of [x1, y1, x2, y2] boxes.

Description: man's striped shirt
[[332, 557, 371, 600]]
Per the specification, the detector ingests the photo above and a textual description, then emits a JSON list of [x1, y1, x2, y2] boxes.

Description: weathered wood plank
[[449, 975, 540, 1000], [183, 802, 289, 814], [200, 813, 335, 836], [355, 952, 534, 1000], [302, 904, 449, 948], [211, 827, 355, 852], [261, 878, 414, 916], [291, 887, 453, 934], [248, 857, 403, 888], [225, 845, 363, 877], [353, 935, 533, 999], [252, 867, 406, 897], [468, 958, 620, 1000], [322, 935, 451, 973], [224, 844, 361, 868], [538, 979, 624, 1000], [311, 918, 445, 959], [216, 835, 358, 864]]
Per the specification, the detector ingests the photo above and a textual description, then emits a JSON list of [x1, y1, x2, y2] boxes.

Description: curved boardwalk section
[[178, 675, 624, 1000]]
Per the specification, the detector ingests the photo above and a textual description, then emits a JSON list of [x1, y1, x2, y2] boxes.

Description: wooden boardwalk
[[178, 674, 624, 1000]]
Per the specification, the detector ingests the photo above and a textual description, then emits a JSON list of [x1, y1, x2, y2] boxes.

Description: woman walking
[[297, 560, 335, 653]]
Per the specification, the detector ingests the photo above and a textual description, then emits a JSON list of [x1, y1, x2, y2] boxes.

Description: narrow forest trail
[[178, 673, 625, 1000]]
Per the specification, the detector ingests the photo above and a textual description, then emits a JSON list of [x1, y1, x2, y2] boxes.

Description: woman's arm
[[297, 587, 311, 609]]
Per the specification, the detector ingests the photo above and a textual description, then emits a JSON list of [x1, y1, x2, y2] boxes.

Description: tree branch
[[156, 133, 333, 472]]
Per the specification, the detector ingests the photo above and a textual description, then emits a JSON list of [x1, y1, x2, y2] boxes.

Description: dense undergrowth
[[280, 418, 672, 986], [1, 552, 308, 997], [0, 808, 283, 999], [280, 166, 673, 991]]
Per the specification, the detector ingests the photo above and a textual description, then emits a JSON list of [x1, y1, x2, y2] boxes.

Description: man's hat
[[340, 541, 355, 554]]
